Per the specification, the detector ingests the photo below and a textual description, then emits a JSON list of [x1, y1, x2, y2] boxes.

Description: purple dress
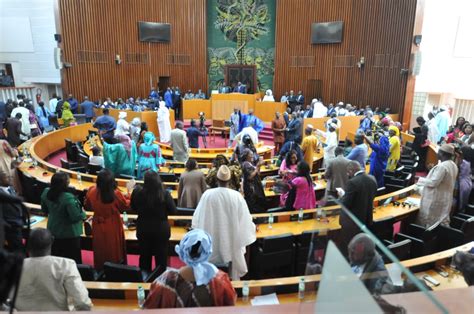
[[458, 160, 472, 212]]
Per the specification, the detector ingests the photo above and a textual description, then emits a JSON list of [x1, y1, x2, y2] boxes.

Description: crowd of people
[[2, 89, 474, 310]]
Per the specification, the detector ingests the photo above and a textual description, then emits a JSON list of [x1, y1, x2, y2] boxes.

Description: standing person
[[15, 228, 92, 312], [130, 117, 141, 144], [387, 126, 401, 171], [143, 229, 236, 308], [49, 93, 59, 113], [241, 149, 266, 213], [457, 147, 472, 213], [67, 94, 79, 114], [198, 112, 209, 148], [36, 101, 51, 130], [164, 88, 173, 108], [363, 133, 390, 187], [186, 119, 201, 149], [416, 144, 458, 227], [338, 161, 378, 257], [316, 123, 338, 167], [85, 169, 129, 270], [93, 108, 116, 143], [137, 122, 148, 147], [287, 90, 297, 112], [435, 105, 451, 139], [271, 112, 286, 154], [296, 91, 305, 111], [358, 111, 374, 133], [131, 171, 176, 272], [426, 112, 440, 145], [285, 112, 302, 143], [0, 139, 21, 194], [41, 172, 86, 263], [312, 99, 328, 118], [229, 108, 240, 148], [280, 91, 289, 103], [288, 161, 316, 210], [178, 159, 207, 209], [170, 121, 189, 162], [5, 113, 26, 147], [137, 132, 165, 179], [11, 102, 30, 141], [80, 96, 95, 123], [157, 99, 171, 142], [0, 170, 24, 252], [26, 103, 41, 137], [325, 147, 350, 199], [102, 134, 137, 176], [346, 134, 368, 169], [61, 102, 76, 127], [192, 165, 256, 280], [301, 126, 318, 172], [115, 111, 130, 136], [412, 117, 429, 171]]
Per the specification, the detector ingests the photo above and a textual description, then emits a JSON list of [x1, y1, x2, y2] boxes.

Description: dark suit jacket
[[297, 95, 305, 105], [286, 118, 302, 142], [340, 172, 377, 228]]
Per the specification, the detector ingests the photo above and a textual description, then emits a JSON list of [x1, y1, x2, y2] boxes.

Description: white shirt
[[115, 118, 130, 136], [11, 106, 31, 140], [49, 98, 58, 113], [234, 126, 259, 146], [262, 95, 275, 102], [312, 102, 328, 118], [16, 255, 92, 311], [192, 187, 256, 280]]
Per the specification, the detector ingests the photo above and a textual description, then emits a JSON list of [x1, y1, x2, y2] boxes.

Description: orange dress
[[84, 186, 129, 270]]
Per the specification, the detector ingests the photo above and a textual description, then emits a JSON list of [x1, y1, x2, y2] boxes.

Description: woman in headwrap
[[26, 103, 42, 137], [115, 111, 130, 136], [364, 133, 390, 187], [61, 101, 75, 127], [387, 125, 401, 171], [205, 154, 241, 190], [101, 134, 137, 176], [137, 131, 165, 179], [144, 229, 236, 308], [262, 89, 275, 102]]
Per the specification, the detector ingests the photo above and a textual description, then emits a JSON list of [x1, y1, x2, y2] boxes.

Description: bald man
[[338, 161, 377, 257]]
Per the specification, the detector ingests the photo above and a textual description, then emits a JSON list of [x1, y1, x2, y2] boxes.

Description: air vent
[[77, 50, 108, 63]]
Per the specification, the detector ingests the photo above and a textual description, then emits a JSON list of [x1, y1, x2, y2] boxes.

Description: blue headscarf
[[144, 131, 155, 145], [175, 229, 218, 286]]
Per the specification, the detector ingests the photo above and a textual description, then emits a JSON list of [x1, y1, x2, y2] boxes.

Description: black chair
[[385, 184, 405, 194], [18, 171, 40, 204], [60, 158, 85, 172], [394, 221, 440, 258], [158, 172, 178, 183], [88, 163, 103, 175], [436, 216, 474, 251], [250, 233, 295, 279], [65, 138, 79, 162], [176, 207, 195, 216], [77, 153, 90, 169], [103, 262, 164, 283], [466, 204, 474, 216], [376, 187, 386, 196], [294, 230, 320, 275], [266, 206, 287, 213], [371, 216, 395, 242], [77, 264, 103, 281], [381, 239, 412, 263]]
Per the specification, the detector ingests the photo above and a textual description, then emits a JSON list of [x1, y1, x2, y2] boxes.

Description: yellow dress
[[301, 134, 318, 172], [387, 136, 400, 171]]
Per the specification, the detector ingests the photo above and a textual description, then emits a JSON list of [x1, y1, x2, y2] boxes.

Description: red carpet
[[81, 250, 185, 269]]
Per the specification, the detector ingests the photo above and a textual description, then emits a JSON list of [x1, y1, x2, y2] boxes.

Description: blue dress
[[35, 106, 51, 128], [369, 136, 390, 187], [137, 143, 165, 179]]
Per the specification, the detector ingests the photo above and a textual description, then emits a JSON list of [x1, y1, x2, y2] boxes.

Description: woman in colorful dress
[[137, 131, 165, 179], [387, 126, 401, 171]]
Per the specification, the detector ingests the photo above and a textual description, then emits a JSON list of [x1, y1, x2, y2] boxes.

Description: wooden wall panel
[[57, 0, 207, 101], [274, 0, 419, 114]]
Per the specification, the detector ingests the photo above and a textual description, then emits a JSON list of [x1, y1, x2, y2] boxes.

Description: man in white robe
[[192, 165, 256, 280], [312, 99, 328, 118], [426, 112, 440, 144], [114, 111, 130, 136], [228, 108, 240, 148], [233, 126, 258, 147], [157, 99, 171, 142], [416, 144, 458, 227], [11, 102, 31, 141], [316, 123, 338, 167], [435, 105, 451, 138]]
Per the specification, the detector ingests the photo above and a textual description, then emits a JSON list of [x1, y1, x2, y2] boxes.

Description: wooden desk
[[182, 99, 212, 120], [208, 126, 230, 146]]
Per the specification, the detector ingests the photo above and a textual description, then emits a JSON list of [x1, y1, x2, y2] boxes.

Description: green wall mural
[[207, 0, 276, 92]]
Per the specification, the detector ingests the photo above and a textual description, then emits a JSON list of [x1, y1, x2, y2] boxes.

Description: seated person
[[15, 228, 92, 311], [144, 229, 236, 308], [348, 233, 390, 294], [453, 251, 474, 286], [89, 146, 104, 168]]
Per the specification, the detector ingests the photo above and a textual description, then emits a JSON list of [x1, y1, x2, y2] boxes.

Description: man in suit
[[303, 105, 313, 118], [325, 147, 350, 199], [79, 96, 95, 123], [287, 90, 297, 112], [234, 82, 246, 94], [170, 121, 189, 162], [296, 91, 305, 111], [219, 83, 230, 94], [338, 161, 377, 257], [285, 112, 302, 144]]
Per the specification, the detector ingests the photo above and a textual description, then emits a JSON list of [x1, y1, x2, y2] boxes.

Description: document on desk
[[251, 293, 280, 306], [405, 197, 420, 207]]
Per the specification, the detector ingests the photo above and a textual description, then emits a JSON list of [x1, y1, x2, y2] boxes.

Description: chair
[[371, 216, 395, 242], [294, 230, 320, 275], [103, 262, 164, 283], [436, 216, 474, 251], [77, 153, 90, 169], [65, 138, 79, 162], [385, 184, 405, 194], [88, 163, 103, 175], [18, 171, 40, 204], [381, 239, 412, 263], [176, 207, 195, 216], [250, 233, 295, 279], [60, 158, 85, 172], [376, 186, 386, 196], [394, 221, 440, 258], [266, 206, 287, 213], [77, 264, 103, 281]]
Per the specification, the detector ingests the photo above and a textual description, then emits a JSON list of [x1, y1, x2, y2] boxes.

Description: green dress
[[41, 188, 86, 238], [103, 140, 137, 176]]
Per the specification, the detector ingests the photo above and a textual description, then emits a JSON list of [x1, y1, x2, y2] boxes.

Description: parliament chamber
[[2, 0, 474, 312]]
